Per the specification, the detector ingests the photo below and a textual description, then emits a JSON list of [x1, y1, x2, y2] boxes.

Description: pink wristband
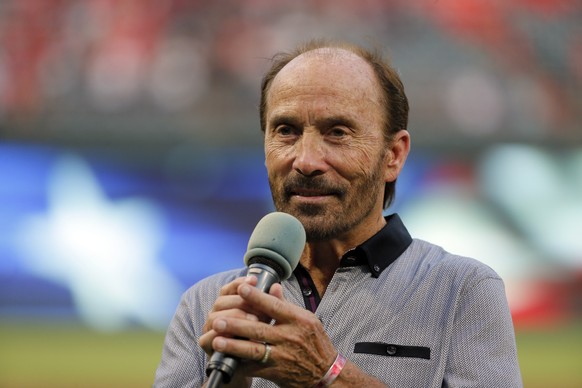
[[313, 353, 346, 388]]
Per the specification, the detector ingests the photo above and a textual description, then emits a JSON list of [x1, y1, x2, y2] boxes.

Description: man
[[154, 40, 522, 387]]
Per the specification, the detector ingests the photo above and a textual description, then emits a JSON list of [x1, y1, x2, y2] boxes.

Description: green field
[[1, 321, 581, 387]]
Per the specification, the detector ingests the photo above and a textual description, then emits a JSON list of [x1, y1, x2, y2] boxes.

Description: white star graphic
[[16, 154, 182, 331]]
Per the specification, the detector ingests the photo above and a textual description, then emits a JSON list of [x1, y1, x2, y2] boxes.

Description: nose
[[292, 130, 328, 177]]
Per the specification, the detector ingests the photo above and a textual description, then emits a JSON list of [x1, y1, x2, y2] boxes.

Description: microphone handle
[[246, 262, 281, 292], [205, 263, 281, 387]]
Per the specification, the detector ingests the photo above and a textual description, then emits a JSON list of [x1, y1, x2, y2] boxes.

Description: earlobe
[[384, 130, 410, 182]]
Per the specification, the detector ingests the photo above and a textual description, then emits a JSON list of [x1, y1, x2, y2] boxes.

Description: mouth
[[291, 188, 334, 197], [286, 185, 343, 205], [281, 177, 344, 205]]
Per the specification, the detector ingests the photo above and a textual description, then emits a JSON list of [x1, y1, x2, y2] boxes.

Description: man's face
[[264, 49, 390, 241]]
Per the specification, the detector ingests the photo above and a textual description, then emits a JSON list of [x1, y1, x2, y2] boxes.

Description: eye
[[275, 125, 297, 136], [329, 127, 348, 138]]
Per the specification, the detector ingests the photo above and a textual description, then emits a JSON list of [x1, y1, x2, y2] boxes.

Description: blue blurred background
[[0, 0, 581, 386]]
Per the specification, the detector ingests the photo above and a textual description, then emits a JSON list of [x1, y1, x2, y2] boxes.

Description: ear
[[384, 130, 410, 183]]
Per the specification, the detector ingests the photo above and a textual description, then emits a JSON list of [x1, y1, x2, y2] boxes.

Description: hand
[[200, 276, 266, 388], [206, 282, 338, 387], [200, 276, 261, 357]]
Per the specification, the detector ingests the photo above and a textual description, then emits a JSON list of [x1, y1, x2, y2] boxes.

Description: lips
[[282, 176, 344, 200], [291, 188, 333, 197]]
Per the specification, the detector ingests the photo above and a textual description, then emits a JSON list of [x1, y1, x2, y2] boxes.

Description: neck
[[299, 243, 340, 298], [299, 214, 387, 296]]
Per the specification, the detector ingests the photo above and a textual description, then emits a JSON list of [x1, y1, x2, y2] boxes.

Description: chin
[[278, 201, 332, 222], [291, 211, 345, 242]]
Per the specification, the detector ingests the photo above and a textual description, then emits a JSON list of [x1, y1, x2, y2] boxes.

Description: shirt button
[[386, 345, 397, 355], [373, 265, 381, 272], [302, 288, 313, 297]]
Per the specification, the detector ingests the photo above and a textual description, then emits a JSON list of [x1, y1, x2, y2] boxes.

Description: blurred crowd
[[0, 0, 580, 146], [0, 1, 581, 332]]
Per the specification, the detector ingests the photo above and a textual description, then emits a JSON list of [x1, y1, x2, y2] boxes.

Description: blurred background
[[0, 0, 581, 386]]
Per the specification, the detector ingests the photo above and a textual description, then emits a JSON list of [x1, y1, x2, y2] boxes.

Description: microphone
[[205, 212, 306, 387]]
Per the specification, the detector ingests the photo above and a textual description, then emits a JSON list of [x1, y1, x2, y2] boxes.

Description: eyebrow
[[268, 114, 356, 130], [316, 116, 357, 130], [268, 114, 301, 129]]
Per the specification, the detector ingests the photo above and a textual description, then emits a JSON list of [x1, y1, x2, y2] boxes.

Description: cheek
[[264, 144, 291, 175], [336, 141, 384, 179]]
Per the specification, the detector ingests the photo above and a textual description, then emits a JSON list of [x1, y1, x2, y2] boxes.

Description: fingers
[[238, 283, 302, 323], [268, 283, 284, 300], [204, 281, 342, 388], [212, 316, 274, 345], [200, 277, 259, 355], [212, 335, 273, 365], [198, 328, 216, 355], [204, 277, 259, 329], [210, 295, 262, 319], [202, 296, 259, 336], [200, 277, 288, 357], [218, 276, 257, 297], [200, 313, 260, 355], [204, 305, 260, 334]]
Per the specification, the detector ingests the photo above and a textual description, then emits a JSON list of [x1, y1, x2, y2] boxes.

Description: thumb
[[269, 283, 285, 300]]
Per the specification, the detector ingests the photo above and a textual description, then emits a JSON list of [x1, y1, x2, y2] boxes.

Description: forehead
[[267, 48, 383, 109]]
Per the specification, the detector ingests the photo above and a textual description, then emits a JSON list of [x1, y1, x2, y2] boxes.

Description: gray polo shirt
[[154, 214, 522, 387]]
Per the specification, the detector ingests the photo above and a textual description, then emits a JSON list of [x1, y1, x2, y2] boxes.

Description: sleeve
[[153, 290, 208, 387], [443, 276, 523, 388]]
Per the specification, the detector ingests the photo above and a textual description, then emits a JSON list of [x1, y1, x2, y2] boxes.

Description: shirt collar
[[339, 213, 412, 277]]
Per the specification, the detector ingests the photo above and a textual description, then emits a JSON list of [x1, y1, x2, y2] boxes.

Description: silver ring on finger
[[260, 343, 272, 364]]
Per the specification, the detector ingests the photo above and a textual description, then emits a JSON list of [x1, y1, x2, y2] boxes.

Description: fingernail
[[215, 319, 226, 331], [240, 285, 250, 297], [215, 338, 226, 350]]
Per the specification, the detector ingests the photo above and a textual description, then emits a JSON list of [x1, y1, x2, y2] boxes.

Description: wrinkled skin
[[264, 48, 392, 244], [199, 276, 337, 387], [199, 47, 409, 387]]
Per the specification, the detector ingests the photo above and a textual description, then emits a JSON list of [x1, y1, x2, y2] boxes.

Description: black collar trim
[[339, 214, 412, 277]]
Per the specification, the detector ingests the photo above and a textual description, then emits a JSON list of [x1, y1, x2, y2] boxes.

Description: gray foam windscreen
[[243, 212, 306, 280]]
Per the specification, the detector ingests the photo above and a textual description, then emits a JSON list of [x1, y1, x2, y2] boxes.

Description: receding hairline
[[276, 47, 377, 83], [271, 43, 378, 79], [259, 39, 409, 208], [285, 39, 380, 60], [285, 45, 366, 63], [265, 44, 387, 123], [259, 39, 407, 137]]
